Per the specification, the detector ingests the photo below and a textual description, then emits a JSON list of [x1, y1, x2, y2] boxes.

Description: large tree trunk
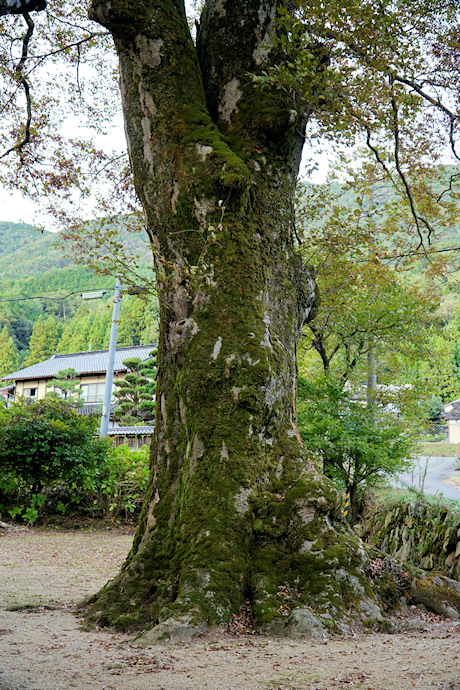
[[83, 0, 460, 640]]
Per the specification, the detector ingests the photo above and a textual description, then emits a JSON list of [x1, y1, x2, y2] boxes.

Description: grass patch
[[5, 604, 58, 612], [367, 486, 460, 515], [417, 442, 458, 457]]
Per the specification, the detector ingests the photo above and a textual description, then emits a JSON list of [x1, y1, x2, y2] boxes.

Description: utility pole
[[367, 343, 377, 409], [365, 180, 377, 410], [100, 275, 121, 437]]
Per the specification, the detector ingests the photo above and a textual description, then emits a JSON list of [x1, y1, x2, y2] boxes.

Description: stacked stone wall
[[363, 499, 460, 580]]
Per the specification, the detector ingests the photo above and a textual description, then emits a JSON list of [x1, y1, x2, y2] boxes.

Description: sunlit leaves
[[296, 171, 440, 388], [260, 1, 460, 247]]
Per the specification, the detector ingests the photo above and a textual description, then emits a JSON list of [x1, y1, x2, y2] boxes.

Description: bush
[[297, 376, 416, 519], [0, 398, 104, 488], [0, 398, 109, 522], [73, 444, 150, 521]]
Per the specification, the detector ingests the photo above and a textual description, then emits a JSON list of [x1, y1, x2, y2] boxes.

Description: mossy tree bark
[[83, 0, 460, 639]]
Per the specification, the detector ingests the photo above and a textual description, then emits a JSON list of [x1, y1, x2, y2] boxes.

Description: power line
[[0, 286, 112, 304]]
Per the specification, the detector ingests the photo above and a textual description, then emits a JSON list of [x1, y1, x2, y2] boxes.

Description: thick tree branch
[[389, 80, 433, 248], [197, 0, 306, 171], [196, 0, 277, 125]]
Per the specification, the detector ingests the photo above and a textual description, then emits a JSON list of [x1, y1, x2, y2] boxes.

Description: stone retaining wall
[[363, 499, 460, 580]]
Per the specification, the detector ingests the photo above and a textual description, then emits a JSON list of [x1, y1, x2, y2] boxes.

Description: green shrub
[[74, 444, 149, 520], [0, 398, 150, 523], [0, 398, 109, 522], [297, 376, 416, 519]]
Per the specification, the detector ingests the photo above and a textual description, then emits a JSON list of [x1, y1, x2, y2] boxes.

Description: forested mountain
[[0, 222, 72, 279], [0, 221, 152, 279], [0, 221, 158, 375]]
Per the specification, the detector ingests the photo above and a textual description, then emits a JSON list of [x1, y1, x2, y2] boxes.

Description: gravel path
[[1, 525, 460, 690]]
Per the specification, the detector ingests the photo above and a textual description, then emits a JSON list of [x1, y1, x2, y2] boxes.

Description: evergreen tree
[[43, 315, 60, 355], [56, 320, 76, 354], [117, 297, 147, 347], [112, 353, 157, 426], [70, 313, 92, 352], [22, 316, 49, 367], [87, 306, 111, 351], [140, 303, 159, 345], [57, 305, 91, 354], [46, 368, 84, 407], [0, 326, 19, 376], [23, 315, 61, 367]]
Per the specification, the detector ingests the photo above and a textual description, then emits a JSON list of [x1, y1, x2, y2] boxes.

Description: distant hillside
[[0, 221, 151, 283], [0, 222, 68, 280], [0, 220, 156, 359]]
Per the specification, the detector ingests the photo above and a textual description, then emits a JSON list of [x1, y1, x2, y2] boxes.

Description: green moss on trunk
[[84, 0, 460, 639]]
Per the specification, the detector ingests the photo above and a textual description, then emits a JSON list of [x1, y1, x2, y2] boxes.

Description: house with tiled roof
[[2, 344, 155, 411], [2, 345, 156, 444], [442, 399, 460, 443], [107, 425, 155, 449]]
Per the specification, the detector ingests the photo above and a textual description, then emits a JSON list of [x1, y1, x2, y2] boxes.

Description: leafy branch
[[0, 11, 34, 160]]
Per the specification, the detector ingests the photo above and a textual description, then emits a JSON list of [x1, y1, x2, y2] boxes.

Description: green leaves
[[112, 351, 157, 426], [0, 325, 19, 376], [297, 375, 416, 516], [0, 397, 108, 520], [0, 395, 150, 522], [251, 0, 460, 248], [296, 170, 440, 392], [22, 315, 60, 368]]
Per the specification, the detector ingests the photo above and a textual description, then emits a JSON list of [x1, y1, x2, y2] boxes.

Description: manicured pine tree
[[46, 368, 84, 407], [112, 352, 157, 426]]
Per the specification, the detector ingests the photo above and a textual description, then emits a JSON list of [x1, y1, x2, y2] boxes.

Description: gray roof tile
[[2, 345, 156, 381], [443, 399, 460, 421], [107, 426, 154, 435]]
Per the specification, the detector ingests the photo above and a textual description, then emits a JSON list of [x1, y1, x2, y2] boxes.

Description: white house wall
[[14, 373, 125, 402], [447, 420, 460, 444]]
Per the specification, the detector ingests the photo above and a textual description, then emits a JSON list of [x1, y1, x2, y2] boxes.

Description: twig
[[389, 80, 433, 249], [0, 11, 34, 160]]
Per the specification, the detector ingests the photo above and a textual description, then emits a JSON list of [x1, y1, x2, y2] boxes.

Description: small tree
[[427, 395, 445, 424], [112, 352, 156, 426], [297, 376, 416, 519], [46, 368, 84, 407]]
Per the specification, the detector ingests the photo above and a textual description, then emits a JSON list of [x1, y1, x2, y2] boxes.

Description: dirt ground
[[1, 525, 460, 690]]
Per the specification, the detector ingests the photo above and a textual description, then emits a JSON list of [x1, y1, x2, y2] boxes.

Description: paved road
[[395, 456, 460, 501]]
